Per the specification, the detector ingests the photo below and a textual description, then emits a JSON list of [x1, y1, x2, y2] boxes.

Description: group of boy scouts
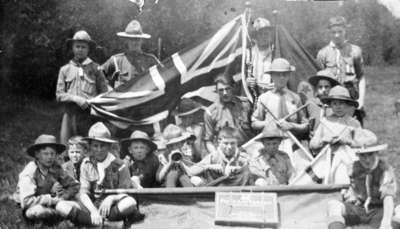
[[14, 14, 400, 229]]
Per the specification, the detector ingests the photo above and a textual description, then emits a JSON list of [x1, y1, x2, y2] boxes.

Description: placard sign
[[215, 192, 279, 228]]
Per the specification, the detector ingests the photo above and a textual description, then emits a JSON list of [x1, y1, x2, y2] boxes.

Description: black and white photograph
[[1, 0, 400, 228]]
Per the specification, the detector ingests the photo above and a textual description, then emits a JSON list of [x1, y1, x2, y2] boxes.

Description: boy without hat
[[249, 128, 294, 185], [121, 130, 159, 188], [317, 16, 366, 125], [15, 135, 88, 226], [189, 126, 251, 187], [327, 129, 397, 229], [62, 136, 87, 181], [56, 30, 109, 145]]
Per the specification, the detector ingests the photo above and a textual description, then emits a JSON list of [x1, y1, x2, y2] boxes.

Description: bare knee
[[25, 205, 55, 220], [117, 196, 137, 214], [55, 200, 79, 217]]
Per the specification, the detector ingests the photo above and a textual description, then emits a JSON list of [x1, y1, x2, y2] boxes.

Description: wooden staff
[[241, 102, 310, 148], [260, 102, 314, 160]]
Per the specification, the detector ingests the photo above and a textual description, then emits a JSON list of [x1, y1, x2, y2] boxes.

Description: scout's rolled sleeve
[[18, 174, 54, 209], [380, 168, 397, 199], [251, 99, 265, 122], [79, 163, 94, 194]]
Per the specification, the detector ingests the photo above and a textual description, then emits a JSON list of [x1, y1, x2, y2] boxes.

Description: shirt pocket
[[81, 74, 96, 95], [64, 74, 76, 92]]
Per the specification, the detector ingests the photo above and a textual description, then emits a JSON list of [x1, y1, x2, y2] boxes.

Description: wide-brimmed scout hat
[[121, 130, 157, 151], [84, 122, 117, 144], [308, 69, 340, 87], [321, 85, 358, 107], [67, 30, 96, 48], [253, 17, 272, 31], [117, 20, 151, 39], [328, 16, 349, 29], [265, 58, 295, 74], [163, 124, 195, 146], [352, 129, 388, 154], [256, 127, 286, 141], [173, 98, 205, 117], [27, 135, 66, 157]]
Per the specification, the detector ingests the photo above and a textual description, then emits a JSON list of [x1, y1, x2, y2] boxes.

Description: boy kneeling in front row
[[327, 129, 398, 229]]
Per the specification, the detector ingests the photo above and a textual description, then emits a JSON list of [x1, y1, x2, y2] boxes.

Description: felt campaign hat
[[256, 127, 286, 141], [117, 20, 151, 39], [253, 17, 272, 31], [27, 134, 66, 157], [121, 130, 157, 152], [173, 98, 205, 117], [84, 122, 117, 144], [321, 85, 358, 107], [352, 129, 388, 154], [308, 69, 340, 87], [328, 16, 349, 29], [265, 58, 295, 73], [163, 124, 194, 146], [66, 30, 96, 48]]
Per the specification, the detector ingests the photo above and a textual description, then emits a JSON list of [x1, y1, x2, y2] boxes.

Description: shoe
[[102, 220, 124, 229]]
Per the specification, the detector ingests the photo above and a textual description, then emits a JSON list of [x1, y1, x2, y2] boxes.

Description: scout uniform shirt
[[101, 52, 161, 88], [56, 58, 108, 107], [317, 41, 363, 99], [252, 88, 308, 136], [204, 96, 253, 146], [16, 161, 80, 210], [80, 153, 132, 201], [192, 149, 250, 185], [62, 160, 82, 181], [249, 149, 294, 185], [344, 159, 396, 207], [310, 114, 361, 151], [129, 153, 159, 188]]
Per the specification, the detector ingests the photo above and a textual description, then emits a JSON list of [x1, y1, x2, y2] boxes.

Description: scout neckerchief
[[363, 157, 379, 213], [96, 153, 116, 186]]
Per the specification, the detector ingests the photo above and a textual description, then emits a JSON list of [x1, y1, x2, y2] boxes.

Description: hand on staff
[[276, 119, 294, 131], [207, 164, 224, 174], [99, 195, 114, 218]]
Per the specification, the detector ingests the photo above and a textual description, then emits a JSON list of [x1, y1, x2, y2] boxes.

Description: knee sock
[[68, 207, 93, 226], [328, 221, 346, 229]]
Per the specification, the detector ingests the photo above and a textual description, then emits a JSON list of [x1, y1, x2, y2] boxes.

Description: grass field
[[0, 66, 399, 228]]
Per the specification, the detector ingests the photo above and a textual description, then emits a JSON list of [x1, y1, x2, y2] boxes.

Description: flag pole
[[241, 2, 254, 103]]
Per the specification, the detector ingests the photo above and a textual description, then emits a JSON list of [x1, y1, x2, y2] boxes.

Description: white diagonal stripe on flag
[[172, 53, 187, 75], [149, 66, 166, 91]]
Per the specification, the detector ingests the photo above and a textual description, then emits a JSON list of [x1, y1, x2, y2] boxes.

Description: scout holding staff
[[317, 16, 366, 125], [56, 30, 109, 145]]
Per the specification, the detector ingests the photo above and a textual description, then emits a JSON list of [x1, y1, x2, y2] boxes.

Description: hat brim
[[321, 96, 358, 107], [27, 143, 66, 157], [166, 132, 192, 145], [66, 39, 97, 48], [308, 75, 340, 87], [266, 66, 296, 74], [174, 107, 204, 117], [356, 144, 388, 154], [120, 138, 157, 159], [120, 137, 157, 152], [255, 135, 285, 142], [84, 137, 117, 144], [116, 32, 151, 39]]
